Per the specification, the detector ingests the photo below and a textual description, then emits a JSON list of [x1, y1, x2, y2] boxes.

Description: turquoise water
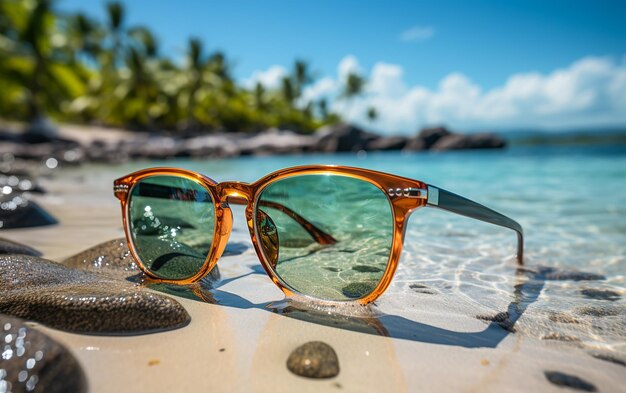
[[87, 144, 626, 352], [147, 145, 625, 278]]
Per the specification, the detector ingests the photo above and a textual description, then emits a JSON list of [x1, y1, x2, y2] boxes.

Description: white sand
[[2, 169, 624, 392]]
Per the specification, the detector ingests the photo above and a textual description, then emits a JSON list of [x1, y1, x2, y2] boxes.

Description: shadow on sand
[[148, 264, 547, 349]]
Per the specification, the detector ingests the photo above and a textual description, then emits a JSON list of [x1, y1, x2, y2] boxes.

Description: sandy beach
[[1, 163, 624, 393]]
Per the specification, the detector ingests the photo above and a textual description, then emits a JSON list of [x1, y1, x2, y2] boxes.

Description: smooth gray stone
[[0, 314, 87, 393], [286, 341, 340, 379], [0, 255, 190, 335]]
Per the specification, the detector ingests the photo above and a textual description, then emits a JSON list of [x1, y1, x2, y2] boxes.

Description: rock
[[238, 130, 317, 156], [0, 314, 88, 393], [540, 332, 582, 343], [431, 133, 506, 151], [576, 305, 624, 317], [62, 238, 140, 278], [179, 134, 240, 158], [548, 312, 581, 324], [580, 288, 621, 301], [315, 123, 379, 152], [520, 266, 605, 281], [476, 311, 516, 332], [63, 237, 220, 282], [589, 352, 626, 367], [286, 341, 340, 378], [22, 116, 60, 143], [365, 135, 408, 151], [0, 254, 190, 334], [544, 371, 597, 392], [404, 126, 452, 150], [351, 265, 384, 273], [403, 126, 506, 151], [409, 283, 437, 295], [0, 172, 46, 194], [0, 197, 58, 229], [341, 281, 377, 299], [0, 237, 42, 256]]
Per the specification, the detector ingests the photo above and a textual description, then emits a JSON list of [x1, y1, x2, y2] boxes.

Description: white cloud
[[399, 26, 435, 43], [242, 65, 287, 89], [300, 77, 338, 104], [244, 55, 626, 134], [337, 55, 362, 81]]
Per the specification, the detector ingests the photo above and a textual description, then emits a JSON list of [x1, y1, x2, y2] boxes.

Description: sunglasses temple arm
[[131, 182, 337, 245], [426, 186, 524, 264], [256, 200, 337, 245]]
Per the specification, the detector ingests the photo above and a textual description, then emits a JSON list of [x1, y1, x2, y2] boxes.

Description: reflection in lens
[[255, 174, 394, 301], [129, 175, 215, 280]]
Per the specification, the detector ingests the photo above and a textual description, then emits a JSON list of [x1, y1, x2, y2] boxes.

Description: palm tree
[[366, 106, 378, 122], [281, 76, 295, 104], [0, 0, 85, 135], [293, 59, 312, 97], [338, 71, 366, 123], [340, 71, 365, 100], [104, 1, 125, 68]]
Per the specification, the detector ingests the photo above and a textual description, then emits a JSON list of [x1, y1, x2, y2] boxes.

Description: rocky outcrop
[[315, 123, 379, 152], [0, 123, 507, 164], [404, 126, 505, 151], [431, 132, 506, 151]]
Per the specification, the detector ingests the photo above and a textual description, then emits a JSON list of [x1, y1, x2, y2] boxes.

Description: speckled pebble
[[63, 237, 220, 281], [62, 238, 138, 277], [544, 371, 597, 391], [286, 341, 340, 379], [0, 236, 42, 256], [0, 254, 190, 334], [0, 314, 87, 393]]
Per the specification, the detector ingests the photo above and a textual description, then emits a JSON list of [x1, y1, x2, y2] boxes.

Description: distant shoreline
[[0, 122, 507, 165]]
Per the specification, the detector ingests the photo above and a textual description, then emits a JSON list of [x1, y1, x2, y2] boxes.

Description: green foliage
[[0, 0, 344, 133]]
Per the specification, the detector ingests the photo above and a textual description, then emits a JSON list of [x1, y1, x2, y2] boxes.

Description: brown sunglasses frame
[[114, 165, 523, 305]]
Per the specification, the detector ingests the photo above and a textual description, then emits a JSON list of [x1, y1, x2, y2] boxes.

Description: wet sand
[[2, 168, 624, 392]]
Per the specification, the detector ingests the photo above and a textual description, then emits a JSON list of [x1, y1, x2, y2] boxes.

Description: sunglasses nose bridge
[[215, 181, 254, 206]]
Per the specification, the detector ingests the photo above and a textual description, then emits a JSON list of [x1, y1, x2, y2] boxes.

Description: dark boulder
[[0, 254, 191, 335], [0, 314, 88, 393], [404, 126, 452, 151], [0, 197, 58, 229], [431, 132, 506, 151], [366, 135, 408, 151], [315, 123, 379, 152]]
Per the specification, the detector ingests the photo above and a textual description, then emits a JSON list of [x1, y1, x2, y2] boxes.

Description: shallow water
[[47, 144, 626, 354]]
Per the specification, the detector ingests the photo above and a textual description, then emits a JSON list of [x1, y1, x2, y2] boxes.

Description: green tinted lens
[[255, 174, 394, 301], [128, 175, 215, 280]]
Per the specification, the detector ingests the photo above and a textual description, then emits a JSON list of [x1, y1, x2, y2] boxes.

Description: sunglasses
[[114, 165, 523, 304]]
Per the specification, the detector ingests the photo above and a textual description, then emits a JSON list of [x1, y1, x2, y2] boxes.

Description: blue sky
[[59, 0, 626, 133]]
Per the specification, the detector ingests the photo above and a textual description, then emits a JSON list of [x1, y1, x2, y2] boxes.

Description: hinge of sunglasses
[[387, 187, 428, 199], [114, 184, 130, 193]]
